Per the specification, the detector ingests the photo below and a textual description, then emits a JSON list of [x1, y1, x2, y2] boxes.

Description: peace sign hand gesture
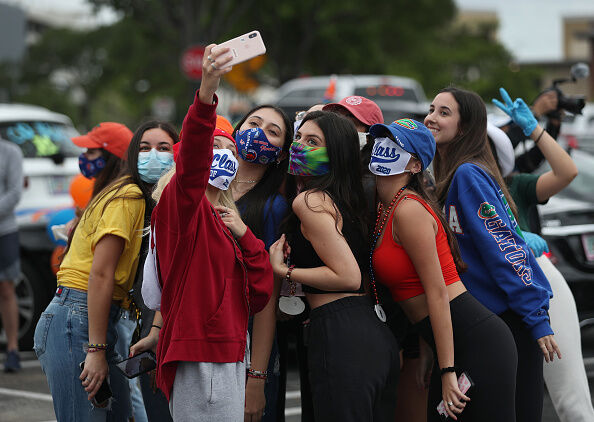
[[492, 87, 538, 137]]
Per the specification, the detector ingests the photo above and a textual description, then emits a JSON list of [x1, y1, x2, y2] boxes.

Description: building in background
[[457, 3, 594, 101], [0, 3, 26, 101]]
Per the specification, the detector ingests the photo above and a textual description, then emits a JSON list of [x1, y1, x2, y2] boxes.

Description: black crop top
[[288, 202, 368, 294]]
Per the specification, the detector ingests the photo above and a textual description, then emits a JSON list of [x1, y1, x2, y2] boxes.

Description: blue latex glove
[[492, 87, 538, 137], [523, 231, 549, 257]]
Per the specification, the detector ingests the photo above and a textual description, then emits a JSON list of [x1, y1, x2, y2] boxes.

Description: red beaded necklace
[[369, 184, 407, 322]]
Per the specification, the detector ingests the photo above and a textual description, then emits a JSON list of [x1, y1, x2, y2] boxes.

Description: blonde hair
[[152, 163, 239, 213]]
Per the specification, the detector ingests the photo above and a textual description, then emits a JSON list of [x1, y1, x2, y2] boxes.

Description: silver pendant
[[279, 296, 306, 316], [374, 304, 387, 322]]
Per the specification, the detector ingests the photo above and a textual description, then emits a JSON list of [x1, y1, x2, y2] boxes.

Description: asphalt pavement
[[3, 328, 594, 422]]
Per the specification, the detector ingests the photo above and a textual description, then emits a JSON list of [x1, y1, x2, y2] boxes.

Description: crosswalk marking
[[0, 387, 53, 402]]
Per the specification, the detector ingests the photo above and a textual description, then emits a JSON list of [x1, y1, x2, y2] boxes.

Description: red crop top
[[372, 195, 460, 301]]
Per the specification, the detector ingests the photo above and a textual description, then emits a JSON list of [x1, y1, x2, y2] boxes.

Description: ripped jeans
[[34, 287, 131, 422]]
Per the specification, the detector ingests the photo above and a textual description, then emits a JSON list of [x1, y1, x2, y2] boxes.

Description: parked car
[[538, 148, 594, 317], [558, 103, 594, 154], [0, 103, 80, 349], [274, 74, 429, 123]]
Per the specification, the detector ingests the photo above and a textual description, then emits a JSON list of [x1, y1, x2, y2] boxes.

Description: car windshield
[[0, 121, 80, 158], [537, 149, 594, 202]]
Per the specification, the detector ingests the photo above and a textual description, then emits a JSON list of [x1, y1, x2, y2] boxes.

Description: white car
[[559, 103, 594, 154], [0, 103, 80, 349], [274, 74, 429, 123], [538, 149, 594, 320]]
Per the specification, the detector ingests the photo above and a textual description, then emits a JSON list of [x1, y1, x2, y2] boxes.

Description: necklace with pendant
[[369, 185, 407, 322]]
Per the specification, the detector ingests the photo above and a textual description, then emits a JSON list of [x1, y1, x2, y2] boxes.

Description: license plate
[[47, 176, 71, 195], [582, 233, 594, 261]]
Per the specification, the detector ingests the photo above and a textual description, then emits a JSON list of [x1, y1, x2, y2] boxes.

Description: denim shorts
[[34, 286, 131, 422], [0, 231, 19, 281]]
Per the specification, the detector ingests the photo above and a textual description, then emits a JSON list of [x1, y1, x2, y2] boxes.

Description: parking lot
[[3, 327, 594, 422]]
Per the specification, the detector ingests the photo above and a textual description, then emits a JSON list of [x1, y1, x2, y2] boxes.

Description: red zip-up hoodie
[[152, 92, 273, 400]]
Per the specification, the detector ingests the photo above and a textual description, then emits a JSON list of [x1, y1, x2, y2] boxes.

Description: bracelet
[[87, 343, 108, 350], [440, 366, 456, 376], [151, 325, 162, 330], [285, 265, 296, 296], [285, 265, 296, 281], [87, 347, 104, 353], [247, 368, 268, 380], [534, 127, 546, 145]]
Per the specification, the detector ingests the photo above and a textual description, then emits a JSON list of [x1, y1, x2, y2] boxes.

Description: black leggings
[[415, 292, 518, 422], [500, 310, 545, 422], [308, 295, 400, 422]]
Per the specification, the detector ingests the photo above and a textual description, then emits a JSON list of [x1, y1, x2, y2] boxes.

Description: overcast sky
[[455, 0, 594, 62], [4, 0, 594, 62]]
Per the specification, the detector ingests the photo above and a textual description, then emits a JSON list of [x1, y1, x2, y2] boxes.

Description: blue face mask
[[79, 153, 106, 179], [235, 128, 282, 165], [138, 149, 174, 184]]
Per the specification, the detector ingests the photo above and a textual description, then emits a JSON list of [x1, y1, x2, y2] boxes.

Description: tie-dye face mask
[[288, 142, 329, 176]]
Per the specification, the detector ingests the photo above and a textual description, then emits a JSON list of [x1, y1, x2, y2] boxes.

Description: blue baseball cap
[[369, 119, 436, 170]]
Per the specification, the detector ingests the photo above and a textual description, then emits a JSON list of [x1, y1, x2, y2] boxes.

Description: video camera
[[543, 62, 589, 116]]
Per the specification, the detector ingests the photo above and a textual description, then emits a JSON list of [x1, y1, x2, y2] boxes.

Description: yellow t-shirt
[[57, 181, 146, 307]]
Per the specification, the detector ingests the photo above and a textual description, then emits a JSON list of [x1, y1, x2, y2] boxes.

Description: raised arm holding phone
[[147, 43, 274, 421]]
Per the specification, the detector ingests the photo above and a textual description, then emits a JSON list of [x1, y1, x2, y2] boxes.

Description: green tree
[[390, 21, 542, 101], [13, 0, 545, 128]]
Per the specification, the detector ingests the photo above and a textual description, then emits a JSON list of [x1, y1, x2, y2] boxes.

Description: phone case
[[436, 372, 474, 419], [79, 361, 113, 405], [211, 31, 266, 68], [115, 351, 157, 379]]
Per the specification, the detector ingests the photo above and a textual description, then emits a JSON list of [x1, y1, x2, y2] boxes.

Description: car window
[[277, 87, 328, 103], [353, 85, 418, 102], [0, 121, 80, 158]]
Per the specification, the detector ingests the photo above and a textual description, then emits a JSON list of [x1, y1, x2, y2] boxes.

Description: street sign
[[180, 45, 206, 80]]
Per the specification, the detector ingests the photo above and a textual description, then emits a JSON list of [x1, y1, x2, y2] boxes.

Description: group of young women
[[34, 42, 565, 422]]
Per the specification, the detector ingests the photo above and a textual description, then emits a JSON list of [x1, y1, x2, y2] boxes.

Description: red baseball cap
[[323, 96, 384, 127], [71, 122, 133, 159]]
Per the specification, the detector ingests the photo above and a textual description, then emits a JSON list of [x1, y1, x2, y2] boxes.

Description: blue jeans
[[33, 287, 131, 422], [115, 311, 148, 422]]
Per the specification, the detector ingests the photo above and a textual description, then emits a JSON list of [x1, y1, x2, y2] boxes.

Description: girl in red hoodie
[[149, 45, 273, 421]]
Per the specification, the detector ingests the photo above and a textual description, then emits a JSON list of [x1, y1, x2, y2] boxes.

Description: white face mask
[[358, 132, 369, 150], [368, 137, 412, 176], [209, 149, 238, 190]]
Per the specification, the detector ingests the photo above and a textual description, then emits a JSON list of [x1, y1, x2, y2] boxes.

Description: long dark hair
[[232, 105, 293, 240], [92, 150, 123, 197], [432, 87, 518, 219], [407, 170, 467, 273], [290, 110, 368, 235], [64, 120, 179, 255]]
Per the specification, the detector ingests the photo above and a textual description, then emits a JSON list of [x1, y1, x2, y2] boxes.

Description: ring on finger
[[211, 62, 218, 70], [447, 401, 454, 407], [207, 55, 214, 62]]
